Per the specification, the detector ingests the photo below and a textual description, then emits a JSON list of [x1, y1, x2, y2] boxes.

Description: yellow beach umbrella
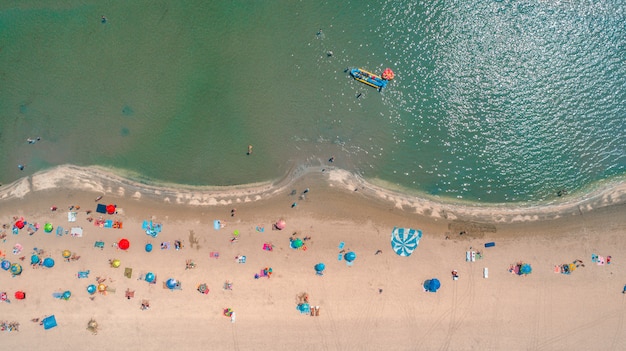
[[62, 250, 71, 259], [111, 259, 121, 268], [97, 283, 107, 292]]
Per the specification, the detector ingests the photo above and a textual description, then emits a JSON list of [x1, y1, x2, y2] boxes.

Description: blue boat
[[349, 68, 393, 91]]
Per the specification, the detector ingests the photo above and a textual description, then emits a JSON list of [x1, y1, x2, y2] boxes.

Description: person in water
[[101, 16, 107, 23], [247, 145, 253, 155]]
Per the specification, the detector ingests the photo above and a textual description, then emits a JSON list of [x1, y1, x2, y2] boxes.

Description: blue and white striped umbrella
[[391, 227, 422, 257]]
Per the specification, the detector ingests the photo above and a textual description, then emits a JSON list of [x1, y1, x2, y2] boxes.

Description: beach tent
[[391, 227, 423, 257], [118, 238, 130, 250], [43, 257, 55, 268], [520, 263, 532, 275], [344, 252, 356, 262], [424, 279, 441, 292], [10, 263, 22, 276], [106, 204, 116, 214], [42, 315, 57, 330]]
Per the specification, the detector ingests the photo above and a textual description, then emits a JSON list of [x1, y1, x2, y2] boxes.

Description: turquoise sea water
[[1, 0, 624, 203]]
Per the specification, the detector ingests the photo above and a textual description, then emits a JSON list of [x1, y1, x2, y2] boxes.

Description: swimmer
[[101, 16, 107, 23], [326, 50, 333, 57], [18, 164, 24, 171], [328, 156, 334, 163], [356, 93, 362, 99]]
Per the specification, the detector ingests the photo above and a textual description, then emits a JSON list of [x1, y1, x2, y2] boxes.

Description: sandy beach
[[1, 165, 626, 350]]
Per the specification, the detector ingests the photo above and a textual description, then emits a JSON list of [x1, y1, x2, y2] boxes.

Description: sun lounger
[[338, 242, 345, 250], [338, 253, 342, 261]]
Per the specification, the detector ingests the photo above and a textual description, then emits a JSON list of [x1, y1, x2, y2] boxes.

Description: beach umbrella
[[106, 204, 116, 214], [223, 308, 233, 317], [145, 243, 153, 252], [382, 68, 395, 80], [44, 223, 53, 233], [31, 255, 40, 265], [145, 272, 155, 283], [291, 238, 304, 249], [344, 252, 356, 262], [520, 263, 532, 275], [14, 291, 25, 300], [62, 291, 71, 300], [62, 250, 71, 259], [391, 227, 422, 257], [97, 283, 107, 292], [424, 279, 441, 292], [15, 220, 25, 229], [315, 263, 325, 273], [275, 219, 286, 230], [118, 238, 130, 250], [197, 283, 209, 294], [43, 257, 55, 268], [111, 259, 121, 268], [10, 263, 22, 276], [1, 259, 10, 270], [87, 284, 97, 295], [166, 278, 178, 289]]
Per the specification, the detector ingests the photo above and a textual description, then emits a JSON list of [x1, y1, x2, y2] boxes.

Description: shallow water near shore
[[1, 0, 624, 203]]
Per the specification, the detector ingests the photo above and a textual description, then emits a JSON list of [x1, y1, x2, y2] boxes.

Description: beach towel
[[466, 251, 471, 262], [12, 244, 22, 255], [214, 220, 221, 230], [262, 243, 273, 251], [104, 220, 113, 228], [338, 253, 343, 261], [237, 255, 246, 264], [96, 204, 107, 214], [68, 212, 77, 222], [12, 227, 18, 235], [160, 242, 170, 250], [210, 252, 219, 259], [77, 270, 90, 278], [592, 254, 598, 263], [484, 242, 495, 248], [70, 227, 83, 237], [598, 256, 605, 265], [56, 226, 64, 236], [94, 219, 105, 227], [256, 226, 265, 233], [124, 267, 132, 279]]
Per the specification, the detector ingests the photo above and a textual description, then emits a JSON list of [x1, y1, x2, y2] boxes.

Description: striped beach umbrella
[[391, 227, 422, 257]]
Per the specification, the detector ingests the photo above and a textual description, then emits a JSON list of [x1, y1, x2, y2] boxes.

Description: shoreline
[[1, 164, 625, 224]]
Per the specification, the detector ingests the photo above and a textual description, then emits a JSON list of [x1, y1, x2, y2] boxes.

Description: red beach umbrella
[[118, 238, 130, 250], [106, 204, 116, 214], [14, 291, 26, 300], [15, 220, 25, 229]]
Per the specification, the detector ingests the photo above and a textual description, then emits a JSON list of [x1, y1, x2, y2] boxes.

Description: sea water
[[0, 0, 624, 203]]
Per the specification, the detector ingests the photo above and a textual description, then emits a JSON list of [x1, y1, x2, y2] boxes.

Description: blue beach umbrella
[[166, 278, 178, 289], [1, 259, 10, 270], [145, 272, 155, 283], [520, 263, 532, 275], [344, 252, 356, 262], [315, 263, 325, 273], [62, 291, 71, 300], [391, 227, 422, 257], [31, 255, 40, 265], [87, 284, 97, 295], [424, 278, 441, 292], [43, 257, 55, 268], [145, 243, 153, 252]]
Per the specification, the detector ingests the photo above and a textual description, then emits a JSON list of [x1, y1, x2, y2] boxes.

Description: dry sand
[[1, 165, 626, 350]]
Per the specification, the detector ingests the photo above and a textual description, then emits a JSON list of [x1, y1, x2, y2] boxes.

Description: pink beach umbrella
[[275, 219, 286, 230]]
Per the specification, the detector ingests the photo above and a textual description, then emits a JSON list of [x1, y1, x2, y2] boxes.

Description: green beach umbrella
[[44, 223, 53, 233]]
